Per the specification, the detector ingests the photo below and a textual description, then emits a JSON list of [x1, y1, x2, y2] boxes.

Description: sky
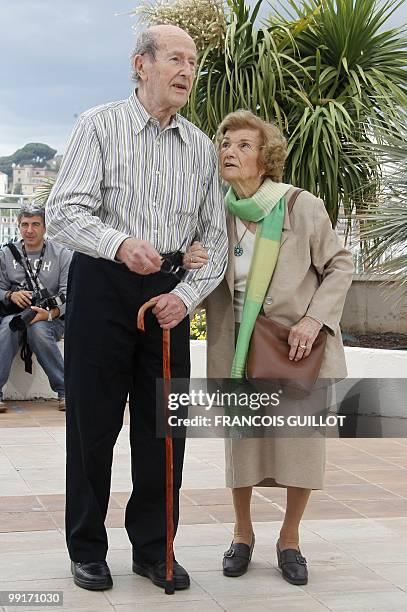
[[1, 0, 406, 158]]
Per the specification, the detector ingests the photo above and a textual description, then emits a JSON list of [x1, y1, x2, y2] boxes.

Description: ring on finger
[[299, 344, 307, 349]]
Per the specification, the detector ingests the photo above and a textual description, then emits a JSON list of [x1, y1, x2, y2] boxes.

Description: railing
[[0, 194, 30, 244], [0, 198, 399, 275]]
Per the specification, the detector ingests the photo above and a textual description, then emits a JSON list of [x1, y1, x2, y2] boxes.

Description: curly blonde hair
[[216, 110, 287, 183]]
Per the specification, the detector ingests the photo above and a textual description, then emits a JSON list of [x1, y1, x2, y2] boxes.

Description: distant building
[[0, 171, 8, 194], [0, 205, 19, 244], [12, 164, 58, 196]]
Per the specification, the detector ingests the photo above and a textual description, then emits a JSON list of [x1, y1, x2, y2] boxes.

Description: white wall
[[4, 342, 407, 419]]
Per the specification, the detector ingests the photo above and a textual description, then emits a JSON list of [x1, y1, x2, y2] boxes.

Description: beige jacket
[[205, 187, 355, 379]]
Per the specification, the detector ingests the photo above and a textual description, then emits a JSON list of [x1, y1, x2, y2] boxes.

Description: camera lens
[[9, 308, 37, 332]]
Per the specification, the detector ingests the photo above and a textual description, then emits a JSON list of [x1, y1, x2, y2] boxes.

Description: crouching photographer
[[0, 204, 72, 413]]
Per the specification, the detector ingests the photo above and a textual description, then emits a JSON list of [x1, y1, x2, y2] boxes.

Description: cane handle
[[137, 299, 158, 331]]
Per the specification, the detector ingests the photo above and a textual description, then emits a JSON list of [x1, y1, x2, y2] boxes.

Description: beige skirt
[[225, 324, 327, 490], [225, 434, 326, 490], [225, 324, 329, 489]]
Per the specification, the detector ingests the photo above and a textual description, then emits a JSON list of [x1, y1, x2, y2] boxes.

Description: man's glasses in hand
[[160, 256, 225, 283], [160, 235, 226, 283]]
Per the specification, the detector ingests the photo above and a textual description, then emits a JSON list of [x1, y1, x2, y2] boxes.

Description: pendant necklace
[[234, 220, 250, 257]]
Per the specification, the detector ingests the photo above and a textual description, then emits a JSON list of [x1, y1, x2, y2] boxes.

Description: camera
[[9, 287, 66, 332]]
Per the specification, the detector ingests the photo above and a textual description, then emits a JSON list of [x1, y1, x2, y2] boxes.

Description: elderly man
[[0, 204, 71, 413], [46, 25, 227, 592]]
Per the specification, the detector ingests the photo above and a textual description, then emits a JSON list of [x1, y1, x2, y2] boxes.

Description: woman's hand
[[183, 241, 209, 270], [288, 316, 323, 361]]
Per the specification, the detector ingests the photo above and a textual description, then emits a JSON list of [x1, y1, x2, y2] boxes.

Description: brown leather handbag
[[246, 316, 327, 393], [245, 188, 327, 394]]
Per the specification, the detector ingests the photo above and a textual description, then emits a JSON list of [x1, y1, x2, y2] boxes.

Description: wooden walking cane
[[137, 299, 175, 595]]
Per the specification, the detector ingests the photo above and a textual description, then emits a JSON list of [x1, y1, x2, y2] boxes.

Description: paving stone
[[302, 517, 398, 542], [0, 551, 70, 581], [324, 483, 399, 501], [103, 573, 212, 605], [368, 562, 407, 591], [0, 511, 57, 533], [114, 601, 222, 612], [215, 595, 330, 611], [0, 530, 65, 553], [351, 469, 407, 485], [173, 523, 232, 547], [0, 577, 112, 611], [344, 498, 407, 518], [2, 405, 407, 610], [301, 564, 395, 594], [190, 568, 300, 598], [315, 589, 407, 611], [177, 543, 270, 572], [301, 500, 363, 520]]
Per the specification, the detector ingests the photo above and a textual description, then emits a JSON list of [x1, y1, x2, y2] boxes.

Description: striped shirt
[[46, 90, 227, 312]]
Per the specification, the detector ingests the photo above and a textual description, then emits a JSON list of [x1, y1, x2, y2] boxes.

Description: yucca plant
[[33, 177, 55, 206], [357, 123, 407, 286], [185, 0, 308, 137], [272, 0, 407, 225], [130, 0, 407, 227]]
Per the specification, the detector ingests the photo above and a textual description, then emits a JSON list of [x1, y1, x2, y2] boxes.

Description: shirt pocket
[[174, 171, 203, 219]]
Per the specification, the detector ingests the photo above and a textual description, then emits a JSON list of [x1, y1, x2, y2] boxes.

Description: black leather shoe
[[276, 540, 308, 585], [132, 559, 190, 590], [223, 534, 255, 577], [71, 561, 113, 590]]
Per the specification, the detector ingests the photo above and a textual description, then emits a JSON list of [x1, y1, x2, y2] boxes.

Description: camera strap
[[5, 243, 36, 374], [20, 331, 33, 374], [21, 240, 46, 292], [6, 241, 46, 292]]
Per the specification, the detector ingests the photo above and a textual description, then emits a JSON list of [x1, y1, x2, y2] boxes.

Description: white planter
[[344, 346, 407, 377], [5, 341, 407, 416], [4, 341, 64, 401]]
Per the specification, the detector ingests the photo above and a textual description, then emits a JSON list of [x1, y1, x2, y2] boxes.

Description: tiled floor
[[0, 400, 407, 611]]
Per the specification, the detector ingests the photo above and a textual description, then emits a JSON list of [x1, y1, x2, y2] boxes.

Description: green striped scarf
[[226, 179, 292, 378]]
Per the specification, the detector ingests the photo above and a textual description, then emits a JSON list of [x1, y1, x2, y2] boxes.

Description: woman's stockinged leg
[[279, 486, 311, 551], [232, 486, 253, 545]]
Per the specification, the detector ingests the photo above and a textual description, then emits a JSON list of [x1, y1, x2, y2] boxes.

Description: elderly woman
[[185, 110, 354, 584]]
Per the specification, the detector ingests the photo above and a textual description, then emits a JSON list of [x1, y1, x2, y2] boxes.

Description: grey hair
[[17, 203, 46, 225], [130, 29, 160, 84]]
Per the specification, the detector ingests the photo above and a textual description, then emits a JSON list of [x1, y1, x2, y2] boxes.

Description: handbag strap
[[287, 188, 305, 216], [286, 188, 322, 285]]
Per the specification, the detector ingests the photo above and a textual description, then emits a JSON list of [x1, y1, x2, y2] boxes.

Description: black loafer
[[276, 540, 308, 585], [132, 559, 190, 590], [223, 534, 255, 577], [71, 560, 113, 590]]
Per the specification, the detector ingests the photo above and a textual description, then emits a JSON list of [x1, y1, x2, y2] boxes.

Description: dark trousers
[[64, 253, 190, 563]]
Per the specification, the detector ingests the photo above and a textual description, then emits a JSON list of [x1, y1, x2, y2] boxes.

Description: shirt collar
[[127, 89, 191, 146]]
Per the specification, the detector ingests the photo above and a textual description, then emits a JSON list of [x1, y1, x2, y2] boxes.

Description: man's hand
[[29, 306, 59, 325], [10, 290, 32, 309], [29, 306, 49, 325], [116, 238, 162, 274], [150, 294, 187, 329], [288, 316, 323, 361]]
